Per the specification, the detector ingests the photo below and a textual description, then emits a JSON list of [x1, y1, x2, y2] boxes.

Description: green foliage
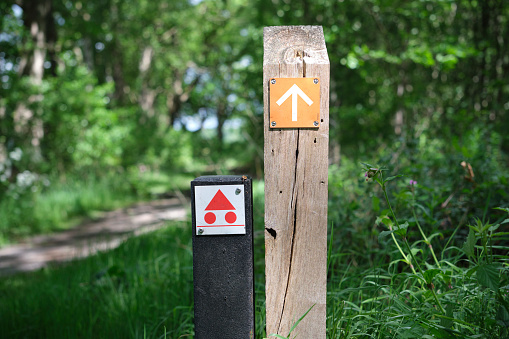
[[41, 65, 130, 172], [327, 157, 509, 337]]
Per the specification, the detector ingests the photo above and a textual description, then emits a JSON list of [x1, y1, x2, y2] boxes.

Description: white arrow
[[276, 84, 313, 121]]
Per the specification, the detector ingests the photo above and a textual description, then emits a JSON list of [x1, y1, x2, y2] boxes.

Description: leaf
[[383, 174, 404, 184], [488, 224, 500, 232], [410, 247, 422, 257], [476, 264, 499, 292], [287, 304, 315, 337], [423, 269, 441, 284], [439, 270, 452, 285], [462, 228, 476, 258], [360, 162, 376, 170], [468, 224, 479, 233], [427, 232, 443, 242], [378, 230, 394, 241], [500, 218, 509, 224], [480, 221, 493, 233], [494, 207, 509, 214], [265, 335, 287, 339], [440, 303, 454, 329], [496, 304, 509, 327], [466, 265, 479, 278], [376, 215, 393, 228], [394, 221, 409, 237]]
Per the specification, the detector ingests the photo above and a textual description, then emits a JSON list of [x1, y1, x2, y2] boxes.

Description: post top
[[192, 175, 251, 185], [263, 26, 329, 66]]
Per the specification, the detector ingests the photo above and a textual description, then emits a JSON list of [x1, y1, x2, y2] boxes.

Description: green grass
[[0, 171, 195, 246], [0, 174, 135, 245], [324, 158, 509, 338], [0, 222, 195, 338]]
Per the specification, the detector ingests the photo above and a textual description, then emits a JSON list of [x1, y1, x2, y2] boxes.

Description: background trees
[[1, 0, 508, 239]]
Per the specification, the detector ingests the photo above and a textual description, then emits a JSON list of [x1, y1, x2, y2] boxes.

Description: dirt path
[[0, 198, 188, 277]]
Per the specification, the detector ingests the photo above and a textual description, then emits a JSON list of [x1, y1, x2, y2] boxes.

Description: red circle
[[225, 211, 237, 224], [204, 212, 216, 224]]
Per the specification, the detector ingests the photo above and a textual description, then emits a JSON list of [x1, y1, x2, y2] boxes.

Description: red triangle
[[205, 189, 235, 210]]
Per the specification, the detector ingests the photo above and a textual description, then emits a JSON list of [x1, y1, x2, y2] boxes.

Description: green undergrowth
[[325, 153, 509, 338]]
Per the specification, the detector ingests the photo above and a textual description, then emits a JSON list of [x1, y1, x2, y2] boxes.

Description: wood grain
[[263, 26, 329, 338]]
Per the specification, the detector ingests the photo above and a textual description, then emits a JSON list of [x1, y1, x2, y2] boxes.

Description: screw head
[[235, 188, 241, 195], [313, 121, 319, 127], [271, 121, 276, 127], [198, 228, 204, 235], [314, 78, 319, 84], [271, 79, 276, 85]]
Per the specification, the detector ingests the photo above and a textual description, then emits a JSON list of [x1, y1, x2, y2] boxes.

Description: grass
[[0, 174, 135, 245], [324, 160, 509, 338], [0, 221, 195, 338]]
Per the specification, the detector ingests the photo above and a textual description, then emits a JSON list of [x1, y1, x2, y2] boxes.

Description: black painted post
[[191, 175, 255, 339]]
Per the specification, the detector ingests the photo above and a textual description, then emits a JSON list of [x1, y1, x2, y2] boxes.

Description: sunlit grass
[[0, 174, 135, 245], [0, 222, 195, 338], [0, 171, 195, 246]]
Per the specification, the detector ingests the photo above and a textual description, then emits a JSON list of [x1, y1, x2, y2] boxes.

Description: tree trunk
[[15, 0, 56, 162], [18, 0, 55, 82]]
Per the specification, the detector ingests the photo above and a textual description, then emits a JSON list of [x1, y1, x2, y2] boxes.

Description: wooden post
[[263, 26, 329, 338]]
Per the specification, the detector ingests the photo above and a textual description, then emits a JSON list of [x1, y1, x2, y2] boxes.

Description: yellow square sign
[[269, 77, 320, 128]]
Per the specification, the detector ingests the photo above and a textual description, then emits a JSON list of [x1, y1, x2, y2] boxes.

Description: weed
[[325, 162, 509, 337]]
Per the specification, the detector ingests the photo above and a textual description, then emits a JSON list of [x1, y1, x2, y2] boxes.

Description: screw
[[314, 78, 319, 84], [271, 121, 276, 127], [271, 79, 276, 84], [235, 188, 241, 195], [314, 121, 319, 127], [198, 228, 204, 235]]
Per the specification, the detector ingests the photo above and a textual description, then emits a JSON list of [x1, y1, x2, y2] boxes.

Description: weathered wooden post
[[263, 26, 329, 337]]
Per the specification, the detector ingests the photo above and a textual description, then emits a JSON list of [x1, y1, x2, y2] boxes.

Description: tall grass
[[325, 160, 509, 338]]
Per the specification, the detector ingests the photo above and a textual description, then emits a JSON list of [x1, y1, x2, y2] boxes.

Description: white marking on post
[[276, 84, 314, 121]]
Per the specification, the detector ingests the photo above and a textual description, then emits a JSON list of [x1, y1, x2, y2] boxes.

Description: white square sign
[[194, 184, 246, 235]]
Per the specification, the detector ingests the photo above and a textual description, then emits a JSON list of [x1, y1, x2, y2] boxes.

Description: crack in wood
[[303, 51, 306, 77], [277, 130, 300, 334]]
